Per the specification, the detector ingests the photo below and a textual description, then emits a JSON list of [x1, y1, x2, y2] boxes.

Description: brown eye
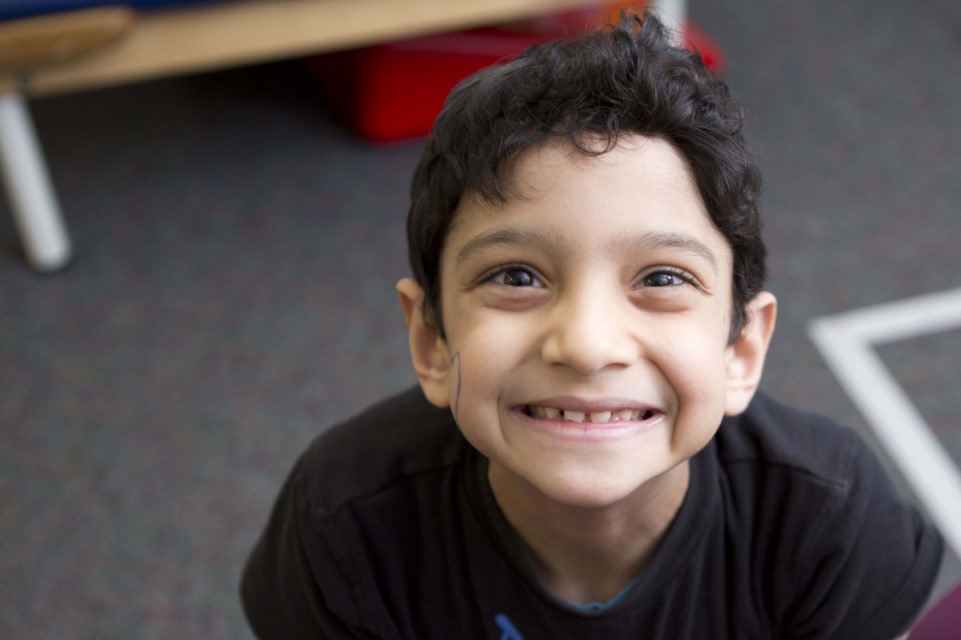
[[479, 264, 545, 290], [646, 273, 680, 287], [502, 269, 535, 287], [638, 269, 692, 288]]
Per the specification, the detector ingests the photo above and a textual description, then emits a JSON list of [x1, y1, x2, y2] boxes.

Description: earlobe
[[724, 291, 777, 416], [396, 278, 452, 408]]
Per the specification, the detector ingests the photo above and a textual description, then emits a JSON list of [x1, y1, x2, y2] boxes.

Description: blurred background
[[1, 0, 959, 637]]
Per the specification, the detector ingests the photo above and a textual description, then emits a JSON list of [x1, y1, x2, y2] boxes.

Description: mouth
[[520, 405, 657, 424]]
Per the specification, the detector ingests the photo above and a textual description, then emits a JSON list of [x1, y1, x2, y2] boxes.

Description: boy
[[241, 12, 942, 639]]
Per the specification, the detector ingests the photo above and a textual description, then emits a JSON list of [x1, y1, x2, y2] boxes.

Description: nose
[[540, 284, 641, 375]]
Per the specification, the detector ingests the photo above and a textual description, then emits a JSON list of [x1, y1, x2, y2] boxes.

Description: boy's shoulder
[[694, 394, 943, 638], [706, 392, 925, 569], [295, 386, 467, 514], [715, 391, 877, 493], [708, 391, 938, 582]]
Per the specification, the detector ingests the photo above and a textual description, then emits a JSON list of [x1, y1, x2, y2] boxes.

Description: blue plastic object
[[0, 0, 221, 21]]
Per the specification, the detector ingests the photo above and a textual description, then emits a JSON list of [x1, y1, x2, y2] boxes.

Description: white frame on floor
[[809, 287, 961, 559]]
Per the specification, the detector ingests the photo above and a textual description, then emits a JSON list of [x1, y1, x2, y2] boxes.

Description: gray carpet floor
[[1, 0, 959, 637]]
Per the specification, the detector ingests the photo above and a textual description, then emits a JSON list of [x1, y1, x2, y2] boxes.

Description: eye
[[637, 268, 694, 288], [487, 266, 542, 288]]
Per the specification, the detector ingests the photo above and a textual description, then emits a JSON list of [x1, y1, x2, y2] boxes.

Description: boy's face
[[399, 135, 775, 510]]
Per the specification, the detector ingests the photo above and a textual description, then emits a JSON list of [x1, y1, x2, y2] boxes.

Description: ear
[[396, 278, 452, 408], [724, 291, 777, 415]]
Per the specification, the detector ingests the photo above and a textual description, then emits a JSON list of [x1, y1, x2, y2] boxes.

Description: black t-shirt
[[241, 388, 943, 639]]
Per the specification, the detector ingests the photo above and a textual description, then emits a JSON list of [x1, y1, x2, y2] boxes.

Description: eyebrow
[[455, 226, 721, 276], [454, 227, 563, 266], [614, 232, 721, 276]]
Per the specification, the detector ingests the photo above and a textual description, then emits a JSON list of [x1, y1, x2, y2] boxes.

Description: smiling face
[[399, 135, 776, 511]]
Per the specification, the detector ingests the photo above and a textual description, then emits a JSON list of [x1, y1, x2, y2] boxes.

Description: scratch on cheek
[[449, 351, 462, 420]]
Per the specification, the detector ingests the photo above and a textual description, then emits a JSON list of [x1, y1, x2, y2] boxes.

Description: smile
[[522, 405, 657, 424]]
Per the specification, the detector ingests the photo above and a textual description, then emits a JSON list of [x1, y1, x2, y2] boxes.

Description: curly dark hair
[[406, 10, 766, 343]]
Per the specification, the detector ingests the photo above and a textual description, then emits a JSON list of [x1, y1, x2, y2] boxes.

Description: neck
[[489, 462, 689, 606]]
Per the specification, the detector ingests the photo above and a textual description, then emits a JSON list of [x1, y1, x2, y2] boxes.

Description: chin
[[534, 471, 655, 510]]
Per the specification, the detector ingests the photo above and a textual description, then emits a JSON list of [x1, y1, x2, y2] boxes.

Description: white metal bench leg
[[0, 91, 71, 271], [651, 0, 688, 45]]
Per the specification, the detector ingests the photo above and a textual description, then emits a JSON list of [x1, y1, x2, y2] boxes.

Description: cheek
[[662, 354, 728, 460], [448, 309, 533, 369], [659, 325, 731, 433], [680, 344, 729, 407], [444, 316, 535, 420], [443, 323, 500, 408]]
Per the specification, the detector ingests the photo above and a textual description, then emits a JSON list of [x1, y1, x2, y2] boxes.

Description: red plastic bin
[[308, 16, 724, 143], [308, 28, 555, 142]]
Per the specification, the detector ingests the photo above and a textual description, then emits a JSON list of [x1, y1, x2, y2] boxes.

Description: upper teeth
[[529, 406, 644, 422]]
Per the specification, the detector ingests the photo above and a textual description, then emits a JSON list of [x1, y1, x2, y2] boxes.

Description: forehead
[[444, 136, 732, 271]]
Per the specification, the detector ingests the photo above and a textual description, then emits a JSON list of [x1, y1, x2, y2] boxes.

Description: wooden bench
[[0, 0, 685, 271]]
